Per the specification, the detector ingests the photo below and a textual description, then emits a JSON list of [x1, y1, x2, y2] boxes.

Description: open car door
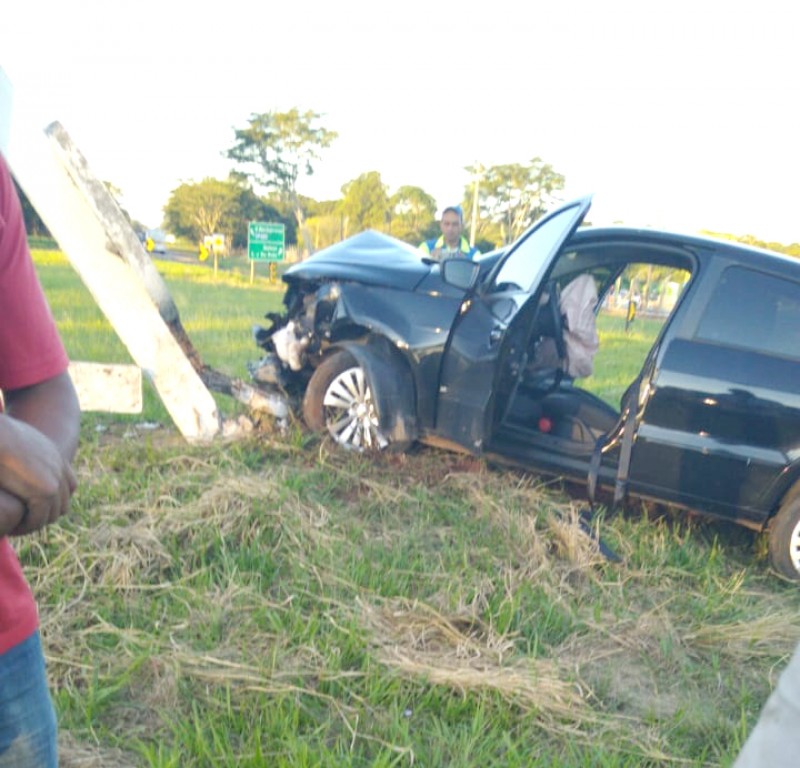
[[434, 195, 593, 452]]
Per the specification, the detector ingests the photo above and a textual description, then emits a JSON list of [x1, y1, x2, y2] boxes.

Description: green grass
[[32, 250, 286, 424], [34, 250, 286, 377], [25, 439, 798, 767], [584, 312, 666, 406], [16, 250, 800, 766]]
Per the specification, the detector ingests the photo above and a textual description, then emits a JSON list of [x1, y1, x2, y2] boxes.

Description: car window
[[491, 202, 586, 293], [696, 266, 800, 359], [588, 262, 691, 405], [598, 264, 690, 316]]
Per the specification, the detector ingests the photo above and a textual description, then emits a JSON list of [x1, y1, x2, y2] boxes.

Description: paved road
[[155, 249, 200, 265]]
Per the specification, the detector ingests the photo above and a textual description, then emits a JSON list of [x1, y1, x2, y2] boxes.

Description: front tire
[[768, 496, 800, 581], [302, 350, 389, 451]]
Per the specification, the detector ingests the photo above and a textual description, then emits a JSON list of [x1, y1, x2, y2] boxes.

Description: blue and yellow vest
[[419, 235, 480, 260]]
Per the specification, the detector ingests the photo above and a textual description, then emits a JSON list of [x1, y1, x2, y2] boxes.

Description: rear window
[[696, 266, 800, 359]]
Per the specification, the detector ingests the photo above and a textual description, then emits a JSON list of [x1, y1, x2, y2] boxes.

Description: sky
[[2, 0, 799, 244]]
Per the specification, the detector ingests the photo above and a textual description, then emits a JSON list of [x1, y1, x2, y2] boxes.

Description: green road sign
[[248, 221, 285, 261]]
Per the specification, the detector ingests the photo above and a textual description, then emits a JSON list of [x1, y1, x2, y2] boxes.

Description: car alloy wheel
[[303, 350, 389, 451], [768, 494, 800, 581]]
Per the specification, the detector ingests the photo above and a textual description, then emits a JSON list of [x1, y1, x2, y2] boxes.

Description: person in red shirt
[[0, 151, 80, 767]]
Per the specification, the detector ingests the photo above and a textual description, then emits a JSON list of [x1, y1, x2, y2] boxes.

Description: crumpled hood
[[283, 230, 432, 291]]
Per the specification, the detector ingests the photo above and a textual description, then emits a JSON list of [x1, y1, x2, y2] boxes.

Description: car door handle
[[489, 326, 503, 344]]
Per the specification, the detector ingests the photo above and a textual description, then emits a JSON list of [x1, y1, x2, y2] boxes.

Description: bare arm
[[0, 371, 80, 536]]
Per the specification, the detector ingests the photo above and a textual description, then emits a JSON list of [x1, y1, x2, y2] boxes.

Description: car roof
[[569, 225, 800, 276]]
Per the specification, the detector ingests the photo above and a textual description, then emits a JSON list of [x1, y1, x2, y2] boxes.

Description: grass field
[[32, 250, 287, 426], [16, 252, 800, 766]]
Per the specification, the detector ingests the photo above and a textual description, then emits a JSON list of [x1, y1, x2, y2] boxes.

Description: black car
[[249, 196, 800, 581]]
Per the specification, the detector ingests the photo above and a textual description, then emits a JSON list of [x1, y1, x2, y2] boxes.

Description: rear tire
[[768, 496, 800, 581], [302, 350, 389, 451]]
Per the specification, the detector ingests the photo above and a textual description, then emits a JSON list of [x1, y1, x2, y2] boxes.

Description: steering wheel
[[547, 281, 567, 362]]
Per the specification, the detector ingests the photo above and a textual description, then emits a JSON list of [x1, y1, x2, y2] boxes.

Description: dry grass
[[10, 433, 798, 765], [359, 597, 588, 723], [59, 731, 140, 768]]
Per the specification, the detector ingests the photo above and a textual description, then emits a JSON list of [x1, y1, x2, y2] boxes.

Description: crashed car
[[249, 195, 800, 581]]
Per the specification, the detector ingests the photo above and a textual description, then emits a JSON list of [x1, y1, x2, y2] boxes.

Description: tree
[[305, 212, 344, 251], [226, 109, 337, 256], [164, 177, 239, 244], [302, 197, 348, 250], [389, 185, 437, 245], [13, 178, 50, 237], [467, 158, 565, 245], [339, 171, 390, 238], [231, 183, 294, 250], [163, 176, 294, 255]]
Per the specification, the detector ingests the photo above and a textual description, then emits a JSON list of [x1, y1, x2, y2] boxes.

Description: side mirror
[[441, 257, 480, 291]]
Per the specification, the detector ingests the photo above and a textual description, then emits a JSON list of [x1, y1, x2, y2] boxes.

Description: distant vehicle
[[248, 195, 800, 581], [144, 229, 168, 255]]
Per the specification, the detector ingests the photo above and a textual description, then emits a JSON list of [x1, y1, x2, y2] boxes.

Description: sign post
[[248, 221, 285, 284]]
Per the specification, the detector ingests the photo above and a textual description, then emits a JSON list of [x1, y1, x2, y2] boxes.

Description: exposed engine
[[247, 282, 340, 392]]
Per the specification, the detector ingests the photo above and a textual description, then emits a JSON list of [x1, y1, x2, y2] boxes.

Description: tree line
[[159, 109, 570, 257], [15, 108, 800, 260]]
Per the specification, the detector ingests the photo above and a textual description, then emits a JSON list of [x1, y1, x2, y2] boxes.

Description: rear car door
[[434, 196, 592, 452], [628, 262, 800, 525]]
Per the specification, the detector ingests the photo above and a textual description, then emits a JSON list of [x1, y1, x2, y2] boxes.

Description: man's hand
[[0, 488, 26, 537], [0, 415, 77, 536]]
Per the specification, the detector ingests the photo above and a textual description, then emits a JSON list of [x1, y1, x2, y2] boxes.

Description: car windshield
[[490, 202, 586, 293]]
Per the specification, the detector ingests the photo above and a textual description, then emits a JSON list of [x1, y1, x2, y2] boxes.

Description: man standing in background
[[419, 205, 480, 262]]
